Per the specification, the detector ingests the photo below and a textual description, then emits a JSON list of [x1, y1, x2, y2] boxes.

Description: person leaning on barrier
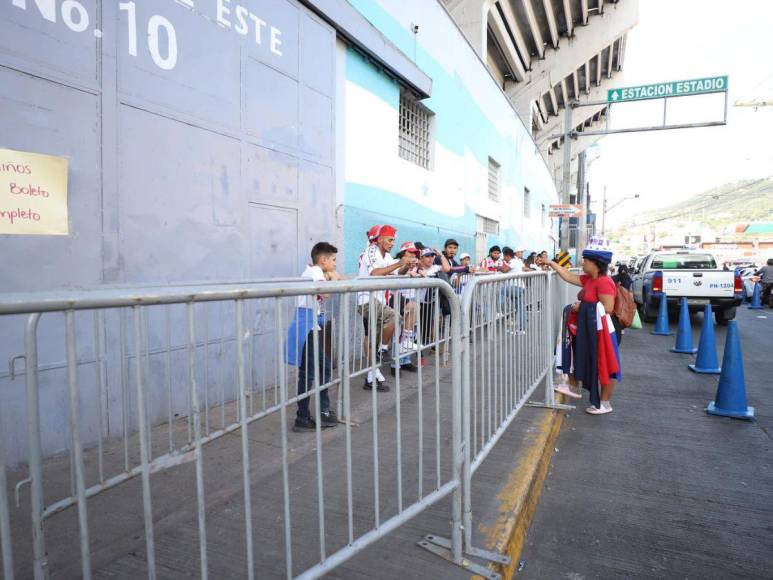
[[753, 258, 773, 306], [539, 250, 550, 269], [480, 245, 506, 272], [498, 247, 529, 333], [358, 225, 415, 391], [539, 245, 622, 415], [388, 242, 424, 375], [413, 248, 451, 346], [286, 242, 343, 432]]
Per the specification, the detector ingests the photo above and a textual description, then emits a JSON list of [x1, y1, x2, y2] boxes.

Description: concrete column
[[447, 0, 495, 60]]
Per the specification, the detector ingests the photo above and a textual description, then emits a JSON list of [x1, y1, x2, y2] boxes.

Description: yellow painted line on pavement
[[474, 403, 566, 579]]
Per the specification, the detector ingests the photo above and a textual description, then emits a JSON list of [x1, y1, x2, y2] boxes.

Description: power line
[[626, 176, 773, 227]]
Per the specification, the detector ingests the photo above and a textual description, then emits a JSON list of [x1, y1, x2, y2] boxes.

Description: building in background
[[0, 0, 635, 462], [0, 0, 640, 285]]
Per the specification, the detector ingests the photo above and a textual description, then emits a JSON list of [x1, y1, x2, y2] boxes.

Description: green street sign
[[607, 75, 728, 103]]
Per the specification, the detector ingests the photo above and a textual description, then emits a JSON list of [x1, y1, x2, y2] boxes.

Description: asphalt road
[[519, 305, 773, 579]]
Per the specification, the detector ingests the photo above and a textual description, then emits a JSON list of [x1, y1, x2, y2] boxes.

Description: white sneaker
[[585, 405, 612, 415], [400, 338, 418, 352]]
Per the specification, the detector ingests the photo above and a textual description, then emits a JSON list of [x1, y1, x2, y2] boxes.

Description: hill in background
[[608, 176, 773, 255]]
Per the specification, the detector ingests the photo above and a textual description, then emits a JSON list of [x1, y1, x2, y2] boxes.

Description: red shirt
[[579, 274, 616, 303]]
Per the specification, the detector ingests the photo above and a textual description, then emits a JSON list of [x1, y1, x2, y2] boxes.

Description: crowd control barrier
[[0, 271, 575, 579]]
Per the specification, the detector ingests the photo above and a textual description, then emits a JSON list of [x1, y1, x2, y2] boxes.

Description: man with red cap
[[358, 225, 381, 273], [358, 225, 415, 390]]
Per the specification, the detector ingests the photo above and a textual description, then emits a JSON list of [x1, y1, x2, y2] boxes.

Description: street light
[[601, 192, 640, 236]]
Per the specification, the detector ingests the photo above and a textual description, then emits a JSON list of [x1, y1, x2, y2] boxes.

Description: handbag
[[613, 283, 636, 328]]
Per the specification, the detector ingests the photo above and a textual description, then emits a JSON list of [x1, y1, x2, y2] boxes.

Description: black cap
[[444, 238, 459, 248]]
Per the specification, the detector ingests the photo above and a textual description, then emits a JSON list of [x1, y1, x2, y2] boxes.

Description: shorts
[[359, 301, 396, 336], [388, 294, 411, 317]]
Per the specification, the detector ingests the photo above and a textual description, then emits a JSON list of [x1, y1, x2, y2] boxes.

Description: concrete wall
[[340, 0, 558, 273], [0, 0, 337, 464]]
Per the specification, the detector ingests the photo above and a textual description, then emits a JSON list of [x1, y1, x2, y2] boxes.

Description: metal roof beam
[[547, 86, 559, 115], [498, 0, 532, 69], [534, 68, 624, 143], [521, 0, 546, 58], [542, 0, 560, 48], [490, 6, 528, 81], [562, 0, 573, 37], [531, 100, 546, 130], [560, 78, 569, 108], [616, 32, 626, 70], [506, 0, 638, 107], [572, 69, 580, 99], [584, 60, 590, 93], [606, 44, 613, 78], [580, 0, 589, 24], [595, 52, 602, 86]]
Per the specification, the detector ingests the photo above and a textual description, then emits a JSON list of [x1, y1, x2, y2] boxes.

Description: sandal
[[554, 384, 582, 399]]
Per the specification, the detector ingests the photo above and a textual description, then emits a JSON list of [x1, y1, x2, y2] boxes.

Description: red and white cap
[[399, 241, 420, 254], [367, 225, 382, 241], [379, 224, 397, 238]]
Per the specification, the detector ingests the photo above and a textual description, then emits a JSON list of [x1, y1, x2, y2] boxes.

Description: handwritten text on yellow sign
[[0, 148, 69, 235]]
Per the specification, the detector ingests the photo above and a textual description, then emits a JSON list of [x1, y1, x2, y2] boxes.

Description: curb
[[477, 403, 566, 578]]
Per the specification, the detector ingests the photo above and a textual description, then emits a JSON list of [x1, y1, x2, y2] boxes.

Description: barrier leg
[[527, 367, 576, 410]]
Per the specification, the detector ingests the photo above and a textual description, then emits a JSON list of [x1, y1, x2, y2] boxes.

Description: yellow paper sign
[[0, 148, 69, 235]]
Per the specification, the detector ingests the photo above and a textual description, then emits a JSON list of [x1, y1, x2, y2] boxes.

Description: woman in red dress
[[540, 246, 620, 414]]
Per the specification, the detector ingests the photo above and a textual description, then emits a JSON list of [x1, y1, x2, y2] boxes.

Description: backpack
[[613, 283, 636, 328]]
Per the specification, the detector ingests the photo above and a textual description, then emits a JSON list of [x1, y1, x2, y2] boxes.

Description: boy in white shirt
[[290, 242, 342, 432]]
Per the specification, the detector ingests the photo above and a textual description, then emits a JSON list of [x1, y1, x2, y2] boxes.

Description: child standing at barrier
[[286, 242, 342, 432], [539, 241, 621, 415]]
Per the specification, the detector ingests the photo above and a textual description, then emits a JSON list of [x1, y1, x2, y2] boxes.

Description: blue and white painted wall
[[338, 0, 558, 273]]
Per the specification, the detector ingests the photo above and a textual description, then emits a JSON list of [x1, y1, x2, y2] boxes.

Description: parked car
[[631, 251, 743, 325], [738, 266, 758, 302]]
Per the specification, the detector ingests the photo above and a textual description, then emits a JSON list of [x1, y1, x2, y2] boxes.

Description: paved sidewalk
[[520, 307, 773, 579], [3, 344, 559, 579]]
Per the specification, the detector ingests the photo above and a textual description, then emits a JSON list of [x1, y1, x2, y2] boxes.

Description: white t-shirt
[[507, 257, 527, 288], [508, 257, 525, 272], [413, 264, 442, 302], [298, 265, 327, 329], [358, 244, 398, 305]]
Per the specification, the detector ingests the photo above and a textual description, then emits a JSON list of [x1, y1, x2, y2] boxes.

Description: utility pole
[[577, 150, 588, 251], [601, 186, 607, 236], [559, 103, 573, 251]]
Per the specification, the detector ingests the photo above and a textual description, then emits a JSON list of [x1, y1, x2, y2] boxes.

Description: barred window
[[476, 214, 500, 235], [488, 157, 500, 201], [399, 91, 433, 169]]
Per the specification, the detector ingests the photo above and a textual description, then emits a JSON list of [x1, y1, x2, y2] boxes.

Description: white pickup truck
[[632, 250, 743, 325]]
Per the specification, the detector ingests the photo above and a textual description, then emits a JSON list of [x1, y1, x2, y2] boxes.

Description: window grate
[[524, 187, 531, 218], [488, 157, 500, 201], [476, 214, 500, 235], [399, 92, 433, 169]]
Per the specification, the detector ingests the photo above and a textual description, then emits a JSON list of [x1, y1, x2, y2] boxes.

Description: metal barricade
[[419, 270, 578, 576], [0, 277, 463, 579]]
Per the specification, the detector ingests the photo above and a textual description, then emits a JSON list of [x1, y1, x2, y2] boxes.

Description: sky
[[587, 0, 773, 228]]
